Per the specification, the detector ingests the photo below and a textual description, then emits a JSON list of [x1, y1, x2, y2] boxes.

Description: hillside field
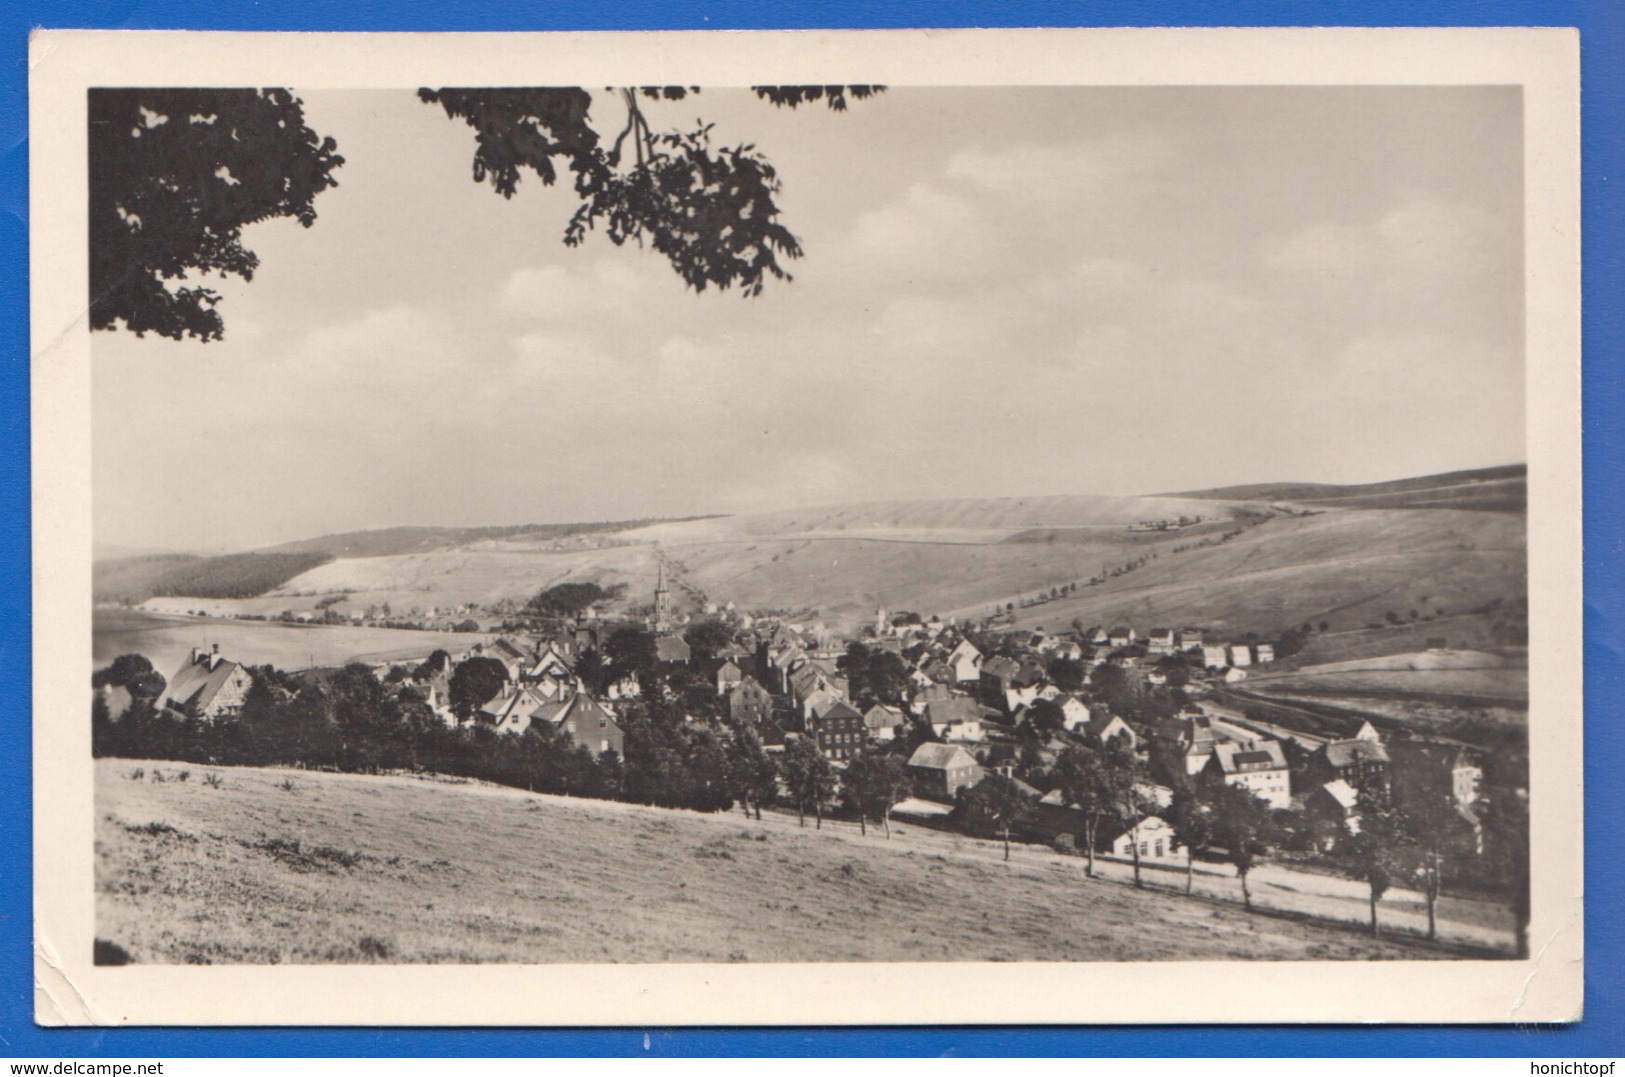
[[95, 760, 1450, 965], [163, 503, 1524, 645]]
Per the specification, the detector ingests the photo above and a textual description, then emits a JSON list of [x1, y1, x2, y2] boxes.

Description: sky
[[92, 86, 1525, 553]]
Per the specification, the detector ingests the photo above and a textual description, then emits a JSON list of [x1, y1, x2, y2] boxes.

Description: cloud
[[1377, 198, 1499, 265], [945, 130, 1181, 203], [1264, 197, 1502, 277], [498, 255, 669, 323], [835, 181, 986, 284]]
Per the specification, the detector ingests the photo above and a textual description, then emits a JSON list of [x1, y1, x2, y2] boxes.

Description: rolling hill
[[1165, 464, 1526, 513], [98, 466, 1528, 655]]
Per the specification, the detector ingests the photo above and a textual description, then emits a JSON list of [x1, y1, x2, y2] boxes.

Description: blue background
[[0, 0, 1617, 1059]]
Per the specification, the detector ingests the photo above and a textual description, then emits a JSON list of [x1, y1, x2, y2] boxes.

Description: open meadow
[[95, 759, 1454, 965]]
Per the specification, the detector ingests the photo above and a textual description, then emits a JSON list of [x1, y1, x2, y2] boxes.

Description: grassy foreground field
[[95, 760, 1449, 965]]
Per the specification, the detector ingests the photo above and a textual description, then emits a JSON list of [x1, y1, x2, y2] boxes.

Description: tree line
[[90, 650, 922, 833]]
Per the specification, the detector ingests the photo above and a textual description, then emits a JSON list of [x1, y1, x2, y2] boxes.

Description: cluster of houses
[[125, 587, 1491, 870]]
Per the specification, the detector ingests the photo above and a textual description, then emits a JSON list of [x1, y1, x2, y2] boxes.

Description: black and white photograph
[[32, 28, 1582, 1025]]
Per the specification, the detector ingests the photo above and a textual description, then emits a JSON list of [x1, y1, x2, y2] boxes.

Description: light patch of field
[[622, 494, 1252, 543], [1270, 650, 1520, 675], [264, 543, 661, 612], [96, 760, 1446, 965], [94, 608, 486, 676]]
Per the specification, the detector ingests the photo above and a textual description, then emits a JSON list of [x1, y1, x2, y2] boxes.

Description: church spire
[[653, 551, 672, 630]]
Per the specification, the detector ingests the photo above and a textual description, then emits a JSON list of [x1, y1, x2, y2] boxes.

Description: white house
[[947, 638, 984, 684], [1055, 693, 1091, 732], [1205, 739, 1291, 810], [1107, 815, 1184, 862]]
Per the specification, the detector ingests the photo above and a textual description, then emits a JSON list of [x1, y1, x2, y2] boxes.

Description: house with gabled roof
[[532, 694, 625, 757], [907, 680, 953, 715], [861, 703, 904, 743], [1080, 710, 1138, 751], [1054, 693, 1091, 732], [906, 742, 984, 801], [715, 658, 744, 695], [163, 645, 253, 720], [790, 663, 844, 719], [1204, 739, 1291, 809], [946, 638, 983, 683], [728, 675, 775, 727], [810, 699, 867, 762], [1313, 734, 1391, 796], [1147, 628, 1176, 655], [1104, 814, 1184, 862], [1050, 640, 1084, 662], [477, 682, 556, 734], [1151, 712, 1221, 782], [1305, 779, 1363, 847], [923, 697, 992, 741], [654, 634, 692, 666], [524, 641, 575, 682]]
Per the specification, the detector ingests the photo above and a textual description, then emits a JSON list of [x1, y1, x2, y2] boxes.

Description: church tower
[[653, 558, 672, 630]]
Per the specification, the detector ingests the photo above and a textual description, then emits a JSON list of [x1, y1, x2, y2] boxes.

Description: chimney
[[191, 646, 204, 665], [209, 643, 222, 670]]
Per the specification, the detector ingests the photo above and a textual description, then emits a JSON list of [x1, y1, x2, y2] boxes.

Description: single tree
[[683, 619, 734, 661], [1166, 785, 1215, 896], [92, 653, 167, 699], [1052, 745, 1116, 877], [1101, 734, 1154, 888], [447, 656, 509, 721], [1208, 782, 1277, 910], [1047, 657, 1087, 693], [1339, 797, 1411, 936], [411, 649, 452, 681], [605, 626, 659, 685], [89, 89, 343, 341], [780, 735, 836, 828], [725, 726, 778, 820], [954, 772, 1036, 861], [1022, 698, 1067, 739], [1404, 789, 1477, 941]]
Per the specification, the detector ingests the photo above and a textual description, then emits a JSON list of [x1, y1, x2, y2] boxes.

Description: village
[[93, 553, 1520, 953]]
